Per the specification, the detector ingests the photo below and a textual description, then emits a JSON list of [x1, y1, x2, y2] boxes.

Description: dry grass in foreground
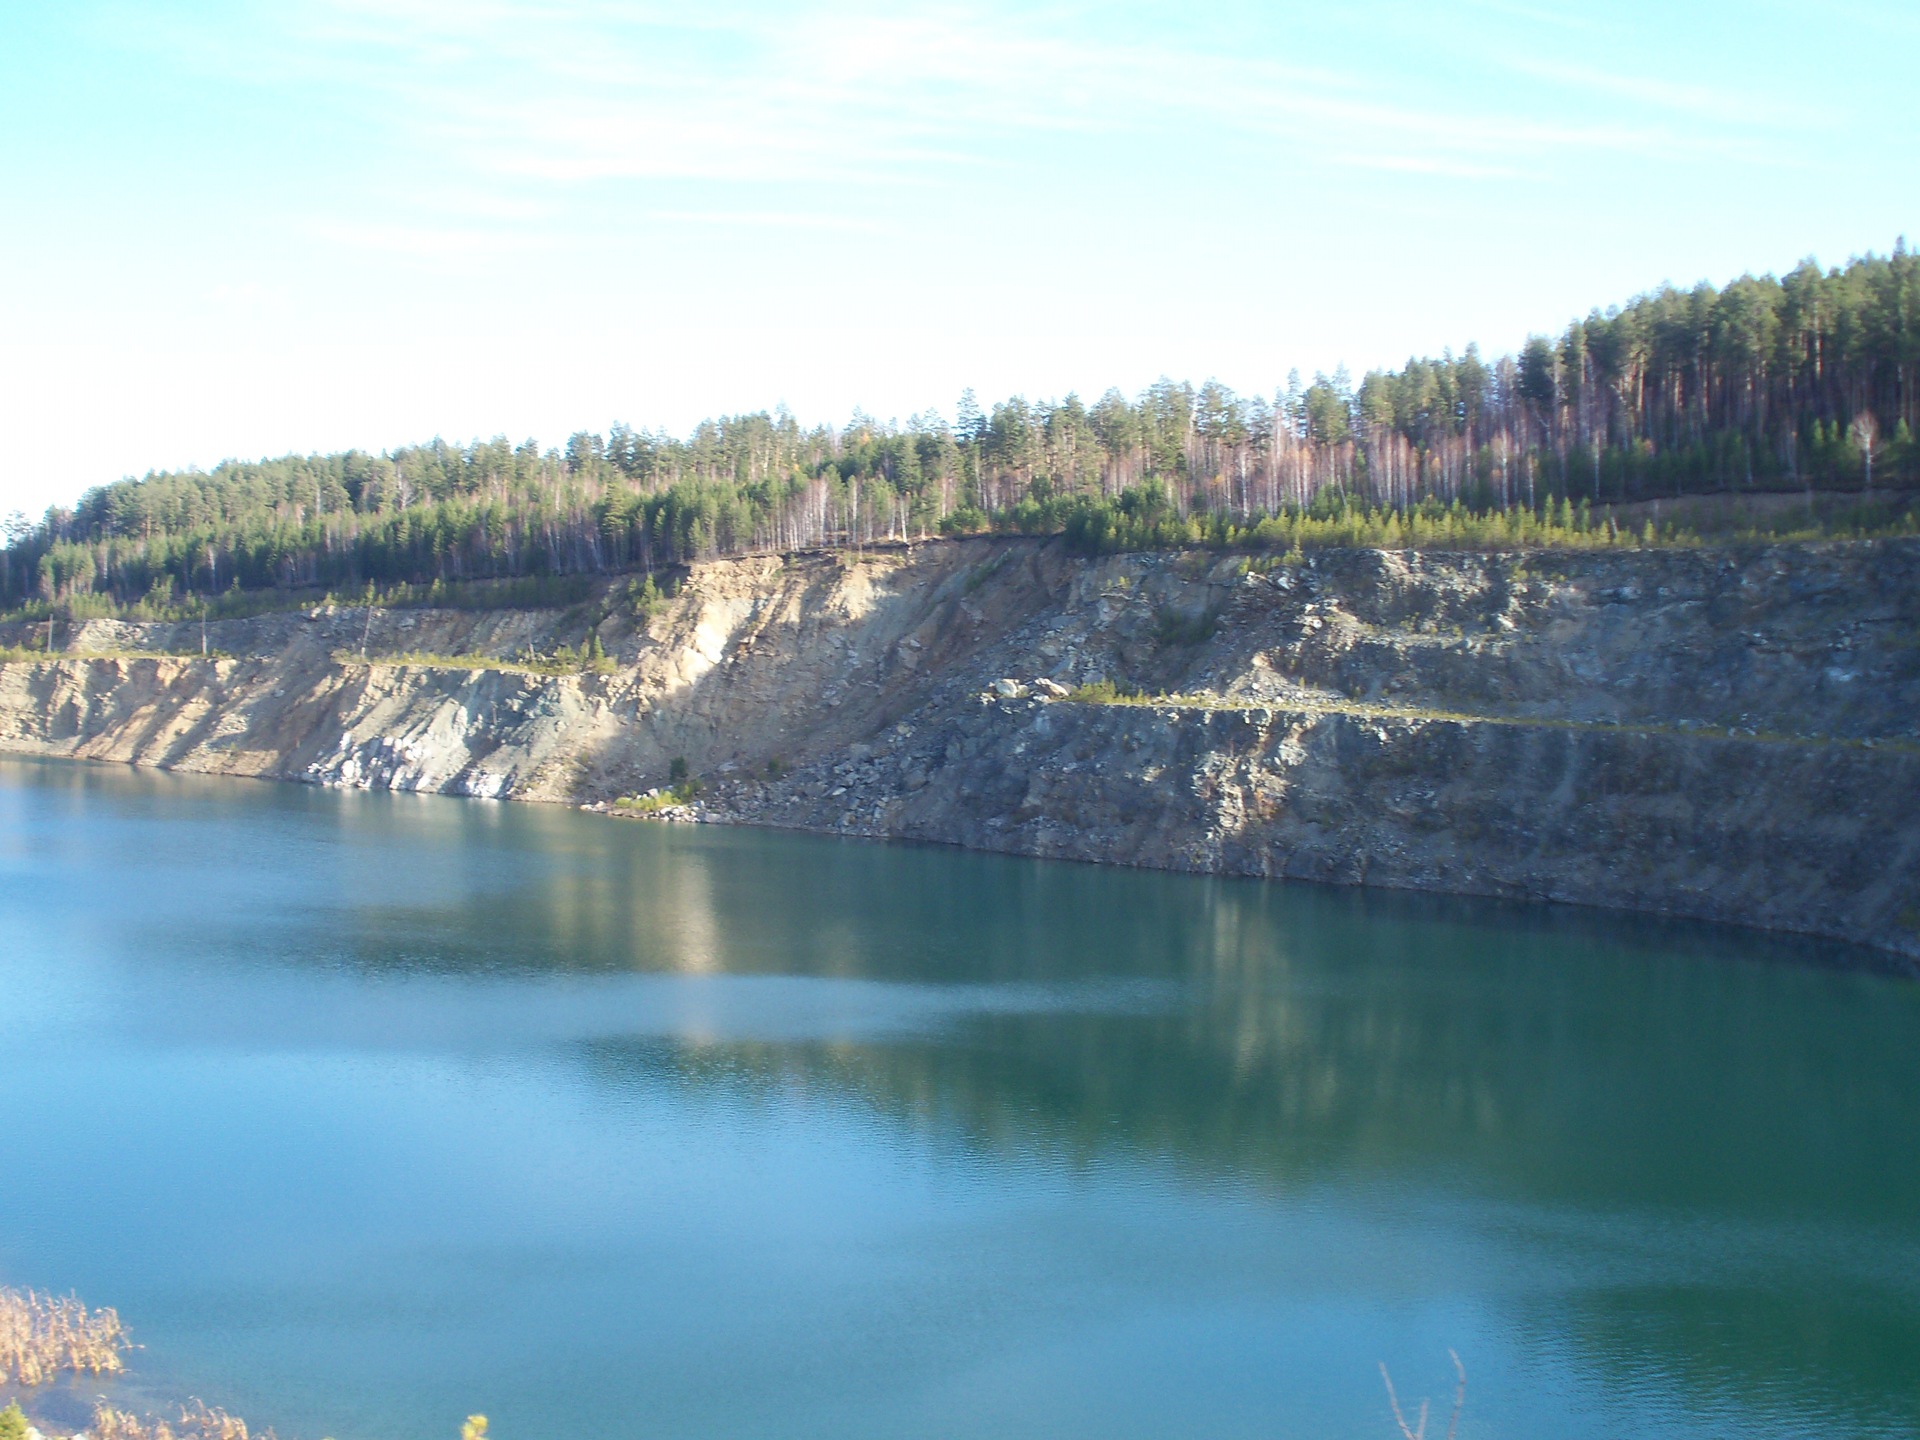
[[91, 1401, 270, 1440], [0, 1288, 128, 1386], [5, 1275, 1459, 1440]]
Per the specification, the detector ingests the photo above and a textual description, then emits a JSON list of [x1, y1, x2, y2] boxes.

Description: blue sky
[[1, 0, 1913, 514]]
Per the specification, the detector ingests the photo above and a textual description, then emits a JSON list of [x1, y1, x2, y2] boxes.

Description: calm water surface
[[1, 757, 1917, 1440]]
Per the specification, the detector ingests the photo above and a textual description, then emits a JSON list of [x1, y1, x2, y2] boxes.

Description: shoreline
[[2, 537, 1914, 963], [3, 750, 1909, 980]]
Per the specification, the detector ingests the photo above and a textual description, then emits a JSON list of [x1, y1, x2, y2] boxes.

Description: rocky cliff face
[[3, 537, 1917, 959]]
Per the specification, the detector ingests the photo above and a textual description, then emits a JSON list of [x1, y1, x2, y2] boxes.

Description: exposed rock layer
[[3, 538, 1916, 958]]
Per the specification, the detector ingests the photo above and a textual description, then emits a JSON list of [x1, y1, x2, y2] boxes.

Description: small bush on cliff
[[1153, 605, 1219, 647], [615, 774, 703, 812], [938, 505, 990, 536], [1066, 680, 1142, 703], [584, 633, 613, 674], [626, 573, 668, 619]]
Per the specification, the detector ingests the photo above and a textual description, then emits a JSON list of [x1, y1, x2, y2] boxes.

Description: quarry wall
[[3, 537, 1915, 959]]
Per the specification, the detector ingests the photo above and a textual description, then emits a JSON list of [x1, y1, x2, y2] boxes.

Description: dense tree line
[[4, 245, 1916, 610]]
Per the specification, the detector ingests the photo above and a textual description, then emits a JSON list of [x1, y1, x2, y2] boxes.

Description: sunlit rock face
[[3, 536, 1917, 958]]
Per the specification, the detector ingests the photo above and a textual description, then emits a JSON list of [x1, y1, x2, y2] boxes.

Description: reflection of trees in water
[[28, 762, 1920, 1433], [1526, 1283, 1920, 1438], [578, 912, 1920, 1438], [112, 776, 1916, 1434], [585, 929, 1920, 1220], [317, 813, 1373, 983]]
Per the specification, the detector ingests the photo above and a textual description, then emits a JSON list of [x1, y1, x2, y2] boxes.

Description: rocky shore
[[3, 537, 1917, 958]]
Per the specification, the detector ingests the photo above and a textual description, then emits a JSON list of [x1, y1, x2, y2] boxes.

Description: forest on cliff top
[[4, 244, 1917, 615]]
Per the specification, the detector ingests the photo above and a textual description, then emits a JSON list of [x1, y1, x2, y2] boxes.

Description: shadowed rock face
[[3, 536, 1917, 959]]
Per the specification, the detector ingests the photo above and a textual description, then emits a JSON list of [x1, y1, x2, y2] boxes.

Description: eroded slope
[[2, 537, 1915, 958]]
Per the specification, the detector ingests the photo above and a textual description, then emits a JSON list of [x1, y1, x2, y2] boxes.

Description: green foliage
[[342, 641, 611, 676], [4, 244, 1916, 614], [614, 771, 704, 812], [938, 505, 990, 536], [1049, 487, 1918, 556], [0, 644, 232, 664], [1153, 606, 1219, 647], [1064, 681, 1212, 707], [962, 551, 1012, 593], [0, 572, 600, 627], [625, 572, 667, 619], [612, 793, 670, 813], [0, 1401, 26, 1440], [1064, 679, 1139, 703]]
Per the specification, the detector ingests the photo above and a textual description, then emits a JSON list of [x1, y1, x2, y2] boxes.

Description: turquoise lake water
[[1, 756, 1916, 1439]]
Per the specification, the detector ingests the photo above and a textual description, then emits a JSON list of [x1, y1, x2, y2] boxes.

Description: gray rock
[[5, 535, 1917, 960]]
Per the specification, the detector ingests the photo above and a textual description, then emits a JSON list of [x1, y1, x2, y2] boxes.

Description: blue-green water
[[1, 757, 1917, 1440]]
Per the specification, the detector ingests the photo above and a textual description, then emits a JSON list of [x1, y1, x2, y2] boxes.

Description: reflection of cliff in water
[[13, 760, 1920, 1436], [582, 973, 1919, 1434], [40, 762, 1918, 1431], [564, 851, 1920, 1438], [575, 917, 1920, 1218]]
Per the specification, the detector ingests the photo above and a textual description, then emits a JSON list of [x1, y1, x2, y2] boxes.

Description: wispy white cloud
[[9, 0, 1909, 513], [1336, 153, 1524, 181], [648, 209, 887, 233], [1500, 54, 1812, 128], [312, 218, 544, 259], [118, 0, 1793, 206], [1454, 0, 1606, 33]]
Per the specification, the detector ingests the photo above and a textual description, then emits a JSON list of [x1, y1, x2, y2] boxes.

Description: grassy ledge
[[332, 645, 615, 677], [1057, 684, 1917, 754]]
